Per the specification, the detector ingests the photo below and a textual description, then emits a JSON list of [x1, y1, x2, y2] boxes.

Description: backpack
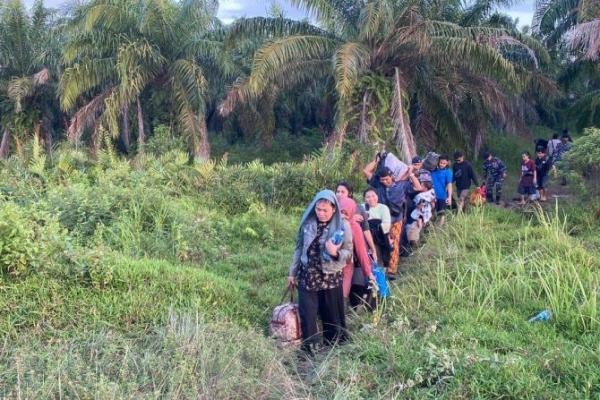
[[269, 288, 302, 348], [423, 152, 439, 172]]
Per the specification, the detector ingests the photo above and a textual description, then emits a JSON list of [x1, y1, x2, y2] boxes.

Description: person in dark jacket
[[452, 151, 479, 212], [288, 190, 353, 353], [535, 148, 552, 202]]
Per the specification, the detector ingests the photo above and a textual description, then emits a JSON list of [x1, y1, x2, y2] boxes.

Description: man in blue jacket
[[431, 154, 453, 225]]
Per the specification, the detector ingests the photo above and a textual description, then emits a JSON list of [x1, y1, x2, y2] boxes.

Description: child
[[415, 180, 435, 224], [405, 198, 427, 246], [518, 151, 537, 205]]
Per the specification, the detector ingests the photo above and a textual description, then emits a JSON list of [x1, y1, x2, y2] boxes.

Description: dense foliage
[[0, 0, 598, 161]]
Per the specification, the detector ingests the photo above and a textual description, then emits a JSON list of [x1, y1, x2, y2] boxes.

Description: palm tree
[[220, 0, 547, 161], [59, 0, 228, 160], [534, 0, 600, 129], [0, 0, 62, 159]]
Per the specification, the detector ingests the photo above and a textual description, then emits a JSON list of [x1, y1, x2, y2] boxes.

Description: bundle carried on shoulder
[[377, 151, 409, 181], [269, 287, 302, 348], [423, 152, 440, 172]]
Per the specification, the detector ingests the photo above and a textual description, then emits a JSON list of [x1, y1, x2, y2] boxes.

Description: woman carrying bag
[[287, 190, 353, 353]]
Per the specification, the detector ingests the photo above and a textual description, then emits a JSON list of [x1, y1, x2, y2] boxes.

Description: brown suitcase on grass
[[269, 288, 302, 347]]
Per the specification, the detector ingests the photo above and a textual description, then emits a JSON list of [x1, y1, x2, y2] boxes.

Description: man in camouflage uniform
[[482, 151, 507, 205]]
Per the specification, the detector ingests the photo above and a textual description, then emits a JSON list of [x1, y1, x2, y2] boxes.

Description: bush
[[63, 245, 115, 289], [562, 127, 600, 186], [0, 203, 39, 276]]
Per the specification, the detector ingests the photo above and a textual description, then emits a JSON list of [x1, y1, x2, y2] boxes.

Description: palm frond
[[7, 76, 33, 113], [82, 0, 137, 34], [226, 17, 328, 44], [566, 19, 600, 60], [66, 87, 113, 142], [246, 35, 337, 96], [358, 0, 394, 41], [533, 0, 579, 34], [430, 37, 519, 89], [59, 57, 118, 110], [219, 58, 330, 116], [288, 0, 354, 32], [334, 41, 369, 101]]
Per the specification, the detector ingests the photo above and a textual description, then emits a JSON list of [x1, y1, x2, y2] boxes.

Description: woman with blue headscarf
[[288, 190, 353, 352]]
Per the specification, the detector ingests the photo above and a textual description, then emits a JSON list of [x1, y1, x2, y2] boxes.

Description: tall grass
[[422, 205, 599, 335], [2, 147, 600, 398], [0, 313, 306, 399]]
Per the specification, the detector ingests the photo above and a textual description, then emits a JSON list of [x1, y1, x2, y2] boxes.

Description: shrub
[[562, 127, 600, 187], [0, 203, 39, 276], [63, 245, 114, 289]]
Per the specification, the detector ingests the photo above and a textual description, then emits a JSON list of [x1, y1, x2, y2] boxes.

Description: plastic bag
[[372, 263, 390, 298]]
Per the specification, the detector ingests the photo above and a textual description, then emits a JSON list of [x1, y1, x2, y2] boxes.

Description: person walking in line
[[518, 151, 537, 205], [452, 151, 479, 212], [431, 155, 453, 225], [338, 197, 375, 310], [336, 181, 378, 263], [547, 133, 561, 159], [288, 190, 353, 354], [482, 151, 507, 205], [535, 148, 552, 202], [362, 187, 392, 270], [554, 132, 573, 186], [363, 163, 423, 280]]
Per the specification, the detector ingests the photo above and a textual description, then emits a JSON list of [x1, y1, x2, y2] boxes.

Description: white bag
[[383, 152, 409, 182]]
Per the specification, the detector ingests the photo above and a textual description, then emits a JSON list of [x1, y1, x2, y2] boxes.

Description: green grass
[[1, 147, 599, 398]]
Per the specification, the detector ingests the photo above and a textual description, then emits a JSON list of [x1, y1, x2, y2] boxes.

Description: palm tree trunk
[[358, 90, 372, 143], [391, 67, 416, 163], [193, 115, 210, 161], [136, 97, 145, 152], [0, 129, 10, 159], [90, 125, 99, 157], [42, 117, 53, 158], [474, 130, 483, 160], [121, 103, 131, 153]]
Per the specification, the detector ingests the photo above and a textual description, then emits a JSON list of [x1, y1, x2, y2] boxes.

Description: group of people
[[516, 129, 573, 204], [286, 130, 573, 353]]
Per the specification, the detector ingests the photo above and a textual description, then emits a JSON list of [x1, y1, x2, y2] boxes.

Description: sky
[[217, 0, 537, 27], [28, 0, 537, 28]]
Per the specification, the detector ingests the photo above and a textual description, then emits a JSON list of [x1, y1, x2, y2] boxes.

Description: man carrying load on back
[[482, 151, 507, 205], [364, 154, 422, 280]]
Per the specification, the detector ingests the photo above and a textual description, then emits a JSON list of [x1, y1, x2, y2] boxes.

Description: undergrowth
[[1, 146, 599, 398]]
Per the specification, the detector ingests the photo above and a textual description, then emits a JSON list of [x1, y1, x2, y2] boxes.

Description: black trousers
[[298, 285, 347, 348], [349, 284, 376, 311]]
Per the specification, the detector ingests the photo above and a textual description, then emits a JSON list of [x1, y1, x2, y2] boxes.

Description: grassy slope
[[317, 206, 600, 398], [1, 140, 599, 398]]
